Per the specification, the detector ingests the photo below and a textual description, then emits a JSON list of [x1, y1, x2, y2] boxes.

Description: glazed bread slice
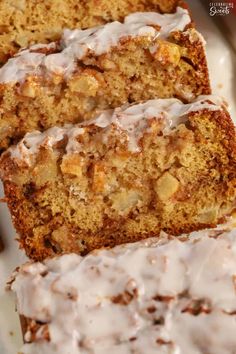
[[1, 96, 236, 260], [0, 7, 210, 151], [0, 0, 186, 64], [10, 227, 236, 354]]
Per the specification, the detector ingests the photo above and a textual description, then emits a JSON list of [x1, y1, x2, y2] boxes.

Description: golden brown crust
[[1, 108, 236, 261], [0, 0, 187, 64], [0, 29, 210, 152]]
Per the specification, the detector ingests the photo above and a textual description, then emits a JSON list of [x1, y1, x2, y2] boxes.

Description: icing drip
[[0, 7, 192, 83], [8, 95, 224, 164], [10, 227, 236, 354]]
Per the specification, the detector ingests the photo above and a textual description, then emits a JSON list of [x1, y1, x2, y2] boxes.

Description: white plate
[[0, 1, 235, 352]]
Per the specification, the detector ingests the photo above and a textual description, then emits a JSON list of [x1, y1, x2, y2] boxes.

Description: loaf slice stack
[[2, 2, 236, 353]]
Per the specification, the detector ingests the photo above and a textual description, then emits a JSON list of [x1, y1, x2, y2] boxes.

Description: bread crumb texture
[[0, 99, 235, 260]]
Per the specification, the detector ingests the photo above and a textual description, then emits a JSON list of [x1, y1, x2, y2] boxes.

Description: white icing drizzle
[[8, 95, 224, 164], [0, 7, 192, 83], [10, 227, 236, 354], [125, 10, 190, 36], [9, 126, 85, 165]]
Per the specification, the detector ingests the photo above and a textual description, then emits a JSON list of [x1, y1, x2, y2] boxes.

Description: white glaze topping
[[10, 227, 236, 354], [0, 7, 192, 83], [8, 95, 224, 164]]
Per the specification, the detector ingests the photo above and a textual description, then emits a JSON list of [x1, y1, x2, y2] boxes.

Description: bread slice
[[9, 227, 236, 353], [0, 0, 187, 64], [1, 96, 235, 260], [0, 7, 210, 151]]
